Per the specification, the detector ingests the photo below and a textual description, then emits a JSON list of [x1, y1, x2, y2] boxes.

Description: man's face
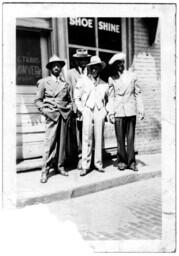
[[76, 58, 89, 69], [50, 62, 62, 77], [115, 60, 125, 73], [90, 64, 101, 79]]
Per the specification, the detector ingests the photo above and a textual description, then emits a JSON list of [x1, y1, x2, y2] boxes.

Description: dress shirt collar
[[88, 75, 100, 86], [77, 66, 87, 75], [51, 74, 60, 82], [78, 67, 83, 74]]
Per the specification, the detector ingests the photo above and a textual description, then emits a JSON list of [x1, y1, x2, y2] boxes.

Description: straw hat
[[46, 55, 66, 69], [87, 56, 106, 69], [73, 49, 91, 58], [108, 52, 126, 65]]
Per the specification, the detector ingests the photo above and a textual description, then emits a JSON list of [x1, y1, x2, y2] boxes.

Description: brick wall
[[132, 18, 161, 154]]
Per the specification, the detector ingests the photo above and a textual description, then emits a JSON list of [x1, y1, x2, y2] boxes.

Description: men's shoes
[[57, 167, 69, 176], [96, 168, 105, 173], [77, 159, 82, 170], [40, 172, 48, 183], [129, 163, 138, 172], [118, 162, 128, 171], [80, 169, 88, 176]]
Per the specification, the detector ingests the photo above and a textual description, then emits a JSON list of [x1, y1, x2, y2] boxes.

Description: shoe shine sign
[[68, 17, 122, 51], [69, 18, 120, 33]]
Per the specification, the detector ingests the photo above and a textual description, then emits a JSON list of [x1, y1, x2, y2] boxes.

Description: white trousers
[[82, 106, 106, 170]]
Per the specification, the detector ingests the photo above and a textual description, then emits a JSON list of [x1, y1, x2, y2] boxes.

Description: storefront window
[[68, 18, 95, 47], [98, 18, 122, 51], [16, 30, 42, 85], [67, 17, 122, 81]]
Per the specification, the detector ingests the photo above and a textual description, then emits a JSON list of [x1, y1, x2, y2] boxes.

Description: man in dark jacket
[[34, 55, 72, 183]]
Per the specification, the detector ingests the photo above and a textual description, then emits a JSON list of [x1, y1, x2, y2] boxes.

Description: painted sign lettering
[[16, 30, 42, 85]]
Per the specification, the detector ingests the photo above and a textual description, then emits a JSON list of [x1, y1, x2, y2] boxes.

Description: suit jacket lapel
[[83, 76, 94, 104], [46, 76, 66, 97], [73, 68, 81, 88], [55, 81, 66, 96], [46, 77, 57, 96]]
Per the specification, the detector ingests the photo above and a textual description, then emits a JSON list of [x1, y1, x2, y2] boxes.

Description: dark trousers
[[76, 120, 82, 159], [42, 115, 67, 173], [65, 117, 82, 166], [114, 116, 136, 166]]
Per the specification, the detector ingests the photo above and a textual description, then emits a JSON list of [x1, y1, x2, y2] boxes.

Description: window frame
[[66, 17, 128, 68], [16, 26, 51, 85]]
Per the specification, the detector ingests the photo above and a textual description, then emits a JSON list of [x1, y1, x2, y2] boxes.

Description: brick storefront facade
[[132, 18, 161, 154]]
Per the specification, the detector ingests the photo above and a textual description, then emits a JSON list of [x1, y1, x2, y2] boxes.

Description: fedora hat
[[46, 55, 66, 69], [108, 52, 126, 65], [87, 56, 106, 69], [73, 49, 91, 58]]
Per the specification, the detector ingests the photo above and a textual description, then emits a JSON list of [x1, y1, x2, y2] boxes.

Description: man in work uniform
[[108, 52, 144, 172], [66, 49, 91, 170], [74, 56, 113, 176], [34, 55, 72, 183]]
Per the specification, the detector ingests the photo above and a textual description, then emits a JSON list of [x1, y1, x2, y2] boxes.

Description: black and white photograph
[[0, 1, 177, 255]]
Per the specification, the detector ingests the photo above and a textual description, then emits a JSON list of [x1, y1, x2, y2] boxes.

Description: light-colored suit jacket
[[108, 70, 144, 117], [74, 75, 113, 116], [66, 67, 87, 114], [34, 76, 72, 122]]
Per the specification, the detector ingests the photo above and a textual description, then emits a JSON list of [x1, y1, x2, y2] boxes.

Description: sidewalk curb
[[17, 169, 161, 208]]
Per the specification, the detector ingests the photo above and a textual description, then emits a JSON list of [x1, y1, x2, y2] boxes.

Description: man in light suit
[[108, 52, 144, 171], [74, 56, 113, 176], [66, 49, 91, 170], [34, 55, 72, 183]]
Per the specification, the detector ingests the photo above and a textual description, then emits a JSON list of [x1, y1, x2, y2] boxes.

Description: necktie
[[87, 79, 100, 110]]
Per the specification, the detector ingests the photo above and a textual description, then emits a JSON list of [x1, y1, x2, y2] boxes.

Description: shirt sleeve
[[74, 77, 84, 113], [66, 82, 73, 106], [134, 77, 144, 114], [106, 77, 115, 115], [66, 71, 73, 95], [34, 78, 45, 111]]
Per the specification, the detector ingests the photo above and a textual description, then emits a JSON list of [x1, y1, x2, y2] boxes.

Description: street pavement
[[47, 176, 161, 240], [16, 153, 161, 207]]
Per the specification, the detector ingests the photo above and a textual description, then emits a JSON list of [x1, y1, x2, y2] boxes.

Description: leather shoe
[[96, 168, 105, 173], [118, 162, 128, 171], [40, 172, 48, 183], [129, 163, 138, 172], [57, 167, 69, 176], [80, 169, 88, 176], [77, 159, 82, 170]]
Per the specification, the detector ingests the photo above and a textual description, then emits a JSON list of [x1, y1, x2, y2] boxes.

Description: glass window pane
[[98, 18, 122, 51], [68, 17, 95, 47], [16, 30, 42, 85]]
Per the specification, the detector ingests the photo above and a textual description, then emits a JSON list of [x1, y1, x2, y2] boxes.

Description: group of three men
[[34, 49, 144, 183]]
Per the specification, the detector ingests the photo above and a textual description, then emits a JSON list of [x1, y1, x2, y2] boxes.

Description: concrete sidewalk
[[17, 153, 161, 208]]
